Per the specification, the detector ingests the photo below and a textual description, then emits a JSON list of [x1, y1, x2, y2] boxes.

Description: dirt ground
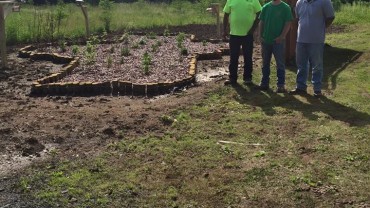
[[0, 24, 245, 206]]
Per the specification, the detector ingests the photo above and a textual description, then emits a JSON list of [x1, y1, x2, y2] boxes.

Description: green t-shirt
[[223, 0, 262, 36], [259, 1, 293, 44]]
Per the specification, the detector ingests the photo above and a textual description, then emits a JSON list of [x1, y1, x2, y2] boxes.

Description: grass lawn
[[15, 6, 370, 208]]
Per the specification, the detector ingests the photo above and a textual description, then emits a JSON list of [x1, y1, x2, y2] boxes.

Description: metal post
[[0, 5, 7, 68]]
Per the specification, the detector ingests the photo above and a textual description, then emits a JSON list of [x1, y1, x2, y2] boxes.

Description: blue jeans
[[229, 34, 254, 82], [261, 41, 286, 87], [296, 42, 324, 92]]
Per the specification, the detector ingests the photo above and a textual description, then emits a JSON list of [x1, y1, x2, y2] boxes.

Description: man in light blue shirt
[[290, 0, 335, 97]]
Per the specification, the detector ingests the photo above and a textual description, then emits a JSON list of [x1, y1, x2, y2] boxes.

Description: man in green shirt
[[256, 0, 293, 92], [223, 0, 262, 85]]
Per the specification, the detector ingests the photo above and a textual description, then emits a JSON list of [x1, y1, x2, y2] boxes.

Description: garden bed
[[20, 33, 228, 96]]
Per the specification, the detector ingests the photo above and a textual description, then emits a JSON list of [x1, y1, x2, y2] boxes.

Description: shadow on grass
[[232, 83, 370, 127], [286, 45, 363, 91], [323, 45, 363, 90]]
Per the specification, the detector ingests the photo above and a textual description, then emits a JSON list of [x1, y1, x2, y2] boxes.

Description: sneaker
[[276, 87, 287, 93], [243, 80, 253, 86], [289, 88, 307, 95], [224, 79, 237, 86], [254, 85, 269, 91], [314, 91, 322, 97]]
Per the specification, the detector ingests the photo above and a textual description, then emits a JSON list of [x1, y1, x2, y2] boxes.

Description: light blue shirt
[[295, 0, 335, 43]]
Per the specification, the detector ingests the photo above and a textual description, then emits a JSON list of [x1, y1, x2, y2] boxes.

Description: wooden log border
[[21, 34, 229, 97]]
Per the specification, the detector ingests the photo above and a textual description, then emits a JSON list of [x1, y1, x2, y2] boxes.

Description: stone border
[[20, 35, 227, 97]]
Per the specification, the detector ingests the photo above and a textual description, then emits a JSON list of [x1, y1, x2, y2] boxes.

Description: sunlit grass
[[334, 2, 370, 25], [5, 2, 214, 44]]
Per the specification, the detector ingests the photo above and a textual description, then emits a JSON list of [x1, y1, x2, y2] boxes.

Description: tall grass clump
[[99, 0, 113, 32]]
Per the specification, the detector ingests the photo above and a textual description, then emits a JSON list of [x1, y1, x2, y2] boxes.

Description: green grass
[[5, 2, 214, 44], [15, 4, 370, 208], [334, 2, 370, 25]]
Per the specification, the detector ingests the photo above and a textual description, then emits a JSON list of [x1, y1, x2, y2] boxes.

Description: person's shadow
[[232, 83, 370, 127], [322, 44, 363, 90]]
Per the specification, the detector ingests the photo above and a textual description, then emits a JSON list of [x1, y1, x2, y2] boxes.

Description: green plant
[[121, 46, 130, 56], [55, 0, 68, 37], [107, 55, 113, 68], [99, 0, 113, 32], [176, 32, 186, 48], [163, 27, 170, 37], [180, 47, 188, 55], [120, 32, 129, 43], [142, 51, 151, 75], [71, 45, 79, 56], [202, 40, 207, 46], [85, 41, 96, 64], [254, 150, 266, 157], [139, 38, 146, 45], [147, 32, 156, 39], [132, 43, 139, 49], [151, 44, 159, 52], [59, 40, 67, 52]]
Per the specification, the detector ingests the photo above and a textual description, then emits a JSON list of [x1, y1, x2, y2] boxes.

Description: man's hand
[[274, 36, 284, 44]]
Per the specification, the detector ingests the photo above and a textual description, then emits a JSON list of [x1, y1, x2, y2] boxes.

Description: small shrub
[[71, 45, 79, 56], [142, 52, 151, 75], [139, 38, 146, 45], [85, 41, 96, 64], [121, 46, 130, 56], [99, 0, 113, 32], [176, 32, 186, 48], [151, 44, 158, 52], [132, 43, 139, 49], [180, 47, 188, 55], [202, 40, 207, 46], [142, 52, 151, 65], [110, 46, 115, 53], [107, 56, 113, 68], [59, 40, 66, 52]]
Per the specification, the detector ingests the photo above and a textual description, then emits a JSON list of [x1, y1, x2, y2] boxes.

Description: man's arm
[[325, 17, 335, 28], [249, 12, 261, 35], [223, 13, 229, 40], [275, 21, 292, 43]]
